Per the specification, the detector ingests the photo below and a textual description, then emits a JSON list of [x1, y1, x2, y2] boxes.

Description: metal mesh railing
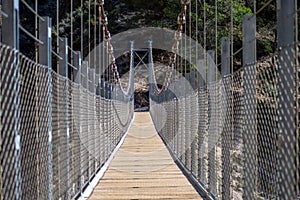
[[150, 42, 299, 200], [0, 43, 134, 200], [228, 69, 244, 200], [1, 43, 51, 200], [255, 56, 278, 199]]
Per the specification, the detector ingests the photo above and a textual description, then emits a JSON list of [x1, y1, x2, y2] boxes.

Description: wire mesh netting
[[229, 69, 244, 200], [1, 0, 299, 199], [1, 43, 50, 200], [0, 43, 134, 199], [150, 43, 299, 200], [255, 56, 278, 199]]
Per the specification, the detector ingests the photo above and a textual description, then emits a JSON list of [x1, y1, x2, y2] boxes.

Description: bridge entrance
[[131, 48, 151, 111]]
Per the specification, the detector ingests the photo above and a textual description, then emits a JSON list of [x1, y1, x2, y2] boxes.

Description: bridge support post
[[94, 61, 101, 168], [147, 40, 153, 103], [207, 50, 217, 196], [277, 0, 297, 198], [2, 0, 19, 48], [89, 68, 96, 178], [197, 58, 207, 185], [73, 51, 82, 196], [242, 14, 257, 200], [103, 80, 108, 157], [221, 38, 230, 77], [1, 1, 21, 199], [220, 37, 231, 200], [86, 63, 92, 183], [39, 16, 53, 200], [207, 50, 216, 83], [130, 41, 135, 118], [81, 61, 89, 191], [185, 81, 191, 171], [58, 37, 71, 200]]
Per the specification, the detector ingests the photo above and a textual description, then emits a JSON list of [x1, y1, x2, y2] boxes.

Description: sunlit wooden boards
[[88, 112, 202, 200]]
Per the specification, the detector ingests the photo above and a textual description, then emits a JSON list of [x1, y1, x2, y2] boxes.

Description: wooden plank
[[88, 112, 202, 200]]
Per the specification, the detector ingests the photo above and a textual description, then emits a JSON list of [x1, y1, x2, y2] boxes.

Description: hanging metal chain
[[99, 0, 134, 97], [162, 0, 191, 93], [98, 0, 120, 84], [150, 0, 191, 95]]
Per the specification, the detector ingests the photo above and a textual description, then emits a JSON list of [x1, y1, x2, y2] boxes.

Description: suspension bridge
[[0, 0, 299, 200]]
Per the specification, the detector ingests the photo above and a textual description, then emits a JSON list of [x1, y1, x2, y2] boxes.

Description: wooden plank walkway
[[88, 112, 202, 200]]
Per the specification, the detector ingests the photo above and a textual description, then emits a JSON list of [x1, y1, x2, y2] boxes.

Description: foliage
[[18, 0, 297, 70]]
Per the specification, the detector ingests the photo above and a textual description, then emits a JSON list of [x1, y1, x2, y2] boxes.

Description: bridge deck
[[88, 112, 202, 200]]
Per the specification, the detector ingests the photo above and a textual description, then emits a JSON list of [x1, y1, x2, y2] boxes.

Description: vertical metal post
[[58, 37, 71, 200], [148, 40, 152, 100], [82, 62, 88, 89], [2, 0, 21, 199], [103, 76, 108, 157], [86, 64, 91, 181], [59, 38, 68, 76], [95, 68, 101, 166], [73, 51, 81, 195], [89, 68, 96, 175], [130, 41, 135, 120], [131, 41, 135, 95], [220, 37, 231, 200], [73, 52, 82, 83], [277, 0, 297, 199], [39, 16, 53, 200], [109, 81, 112, 152], [190, 68, 197, 90], [207, 50, 217, 196], [207, 50, 216, 83], [39, 17, 52, 66], [221, 38, 230, 77], [90, 69, 95, 93], [2, 0, 19, 48], [95, 54, 100, 165], [185, 83, 191, 170], [197, 59, 206, 88], [100, 79, 104, 165], [81, 61, 88, 192], [242, 14, 257, 200], [197, 58, 206, 184]]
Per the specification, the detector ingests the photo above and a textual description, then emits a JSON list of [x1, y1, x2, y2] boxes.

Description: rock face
[[134, 91, 149, 111]]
